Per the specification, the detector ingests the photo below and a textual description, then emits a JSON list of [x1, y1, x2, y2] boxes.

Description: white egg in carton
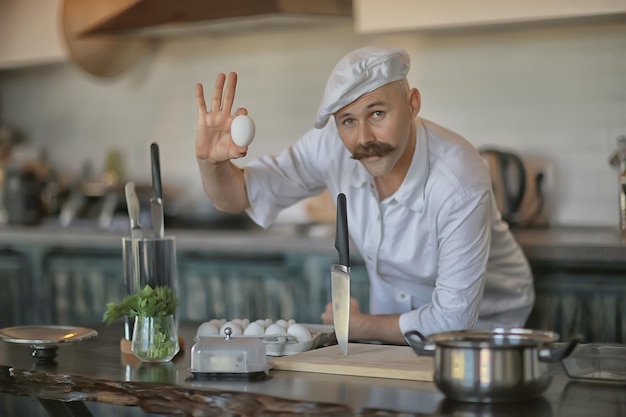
[[195, 318, 333, 356]]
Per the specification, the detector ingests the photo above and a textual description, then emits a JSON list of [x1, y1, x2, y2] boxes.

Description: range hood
[[78, 0, 353, 37]]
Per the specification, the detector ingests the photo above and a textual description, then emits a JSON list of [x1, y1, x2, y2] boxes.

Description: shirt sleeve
[[243, 129, 329, 228], [398, 188, 492, 337]]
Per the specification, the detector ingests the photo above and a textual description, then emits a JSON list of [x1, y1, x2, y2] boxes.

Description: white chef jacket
[[244, 117, 534, 336]]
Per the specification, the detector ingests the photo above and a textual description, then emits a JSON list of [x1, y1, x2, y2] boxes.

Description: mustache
[[351, 141, 396, 160]]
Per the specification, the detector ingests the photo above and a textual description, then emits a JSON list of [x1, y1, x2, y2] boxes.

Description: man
[[195, 45, 534, 345]]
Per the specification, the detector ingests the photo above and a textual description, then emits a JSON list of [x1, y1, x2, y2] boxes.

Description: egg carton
[[264, 332, 324, 356], [194, 319, 333, 356]]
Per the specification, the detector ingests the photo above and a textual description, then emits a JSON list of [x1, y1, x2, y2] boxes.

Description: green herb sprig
[[103, 285, 179, 325]]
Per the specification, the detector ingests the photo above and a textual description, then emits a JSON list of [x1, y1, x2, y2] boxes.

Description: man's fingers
[[195, 83, 207, 117], [211, 73, 226, 112], [232, 107, 249, 118], [221, 72, 237, 114], [201, 72, 239, 116]]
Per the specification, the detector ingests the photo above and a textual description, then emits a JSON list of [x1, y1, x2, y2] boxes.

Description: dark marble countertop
[[1, 322, 625, 416]]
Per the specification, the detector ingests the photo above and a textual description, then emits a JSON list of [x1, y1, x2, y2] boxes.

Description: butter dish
[[190, 327, 269, 378]]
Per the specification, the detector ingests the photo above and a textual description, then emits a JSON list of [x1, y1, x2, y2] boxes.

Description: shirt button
[[398, 292, 408, 300], [367, 255, 373, 260]]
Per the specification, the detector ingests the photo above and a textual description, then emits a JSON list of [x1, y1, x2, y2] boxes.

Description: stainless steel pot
[[405, 328, 580, 403]]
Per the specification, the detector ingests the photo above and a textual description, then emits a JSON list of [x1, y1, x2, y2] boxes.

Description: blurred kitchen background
[[0, 0, 625, 231]]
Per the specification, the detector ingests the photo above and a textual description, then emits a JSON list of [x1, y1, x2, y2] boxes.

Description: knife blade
[[124, 181, 142, 241], [150, 142, 164, 238], [331, 192, 350, 356], [124, 181, 142, 340]]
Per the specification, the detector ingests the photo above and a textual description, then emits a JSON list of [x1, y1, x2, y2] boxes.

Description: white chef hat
[[314, 45, 410, 129]]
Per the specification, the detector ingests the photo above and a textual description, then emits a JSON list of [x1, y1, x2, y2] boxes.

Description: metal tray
[[0, 325, 98, 362]]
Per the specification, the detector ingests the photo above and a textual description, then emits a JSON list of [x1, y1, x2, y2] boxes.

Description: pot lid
[[427, 328, 559, 348]]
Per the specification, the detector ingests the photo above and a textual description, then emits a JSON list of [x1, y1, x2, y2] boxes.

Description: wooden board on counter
[[269, 343, 433, 381]]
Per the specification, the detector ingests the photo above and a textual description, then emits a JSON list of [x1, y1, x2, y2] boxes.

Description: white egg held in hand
[[231, 115, 255, 147]]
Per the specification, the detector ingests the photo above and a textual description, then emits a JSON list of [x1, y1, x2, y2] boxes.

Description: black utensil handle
[[151, 142, 162, 199], [501, 151, 527, 215], [335, 193, 349, 267], [539, 334, 583, 363]]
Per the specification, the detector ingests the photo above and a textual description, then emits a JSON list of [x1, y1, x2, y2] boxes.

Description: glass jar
[[131, 315, 180, 362]]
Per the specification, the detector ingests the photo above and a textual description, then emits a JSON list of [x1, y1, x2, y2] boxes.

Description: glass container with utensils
[[122, 237, 178, 343]]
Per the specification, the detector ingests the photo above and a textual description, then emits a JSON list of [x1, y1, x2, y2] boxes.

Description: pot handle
[[403, 330, 436, 356], [538, 334, 583, 363]]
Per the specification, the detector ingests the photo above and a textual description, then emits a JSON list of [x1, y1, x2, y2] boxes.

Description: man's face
[[334, 80, 420, 179]]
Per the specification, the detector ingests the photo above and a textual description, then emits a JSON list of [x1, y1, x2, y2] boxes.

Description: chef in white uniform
[[195, 45, 534, 344]]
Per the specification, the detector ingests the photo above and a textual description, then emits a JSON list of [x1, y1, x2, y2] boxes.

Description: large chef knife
[[150, 142, 164, 238], [124, 181, 142, 340], [331, 193, 350, 356]]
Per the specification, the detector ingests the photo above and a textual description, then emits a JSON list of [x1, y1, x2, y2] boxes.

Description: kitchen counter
[[1, 322, 625, 417], [0, 224, 333, 253], [2, 224, 626, 262], [512, 226, 626, 263]]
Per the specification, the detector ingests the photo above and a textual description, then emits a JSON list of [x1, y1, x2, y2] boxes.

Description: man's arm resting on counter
[[322, 298, 407, 345], [350, 313, 407, 345], [197, 158, 250, 213]]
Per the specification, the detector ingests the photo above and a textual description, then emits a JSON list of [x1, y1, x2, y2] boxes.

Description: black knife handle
[[150, 142, 162, 199], [335, 193, 350, 267]]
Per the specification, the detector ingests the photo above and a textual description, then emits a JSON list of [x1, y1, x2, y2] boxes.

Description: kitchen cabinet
[[178, 251, 306, 322], [514, 227, 626, 343], [354, 0, 626, 33], [178, 251, 369, 323], [525, 260, 626, 344], [0, 248, 33, 327], [2, 227, 626, 343], [0, 232, 371, 328], [0, 0, 67, 70], [41, 247, 125, 325]]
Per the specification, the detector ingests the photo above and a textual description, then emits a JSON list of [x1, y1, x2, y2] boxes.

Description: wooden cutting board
[[269, 343, 433, 381]]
